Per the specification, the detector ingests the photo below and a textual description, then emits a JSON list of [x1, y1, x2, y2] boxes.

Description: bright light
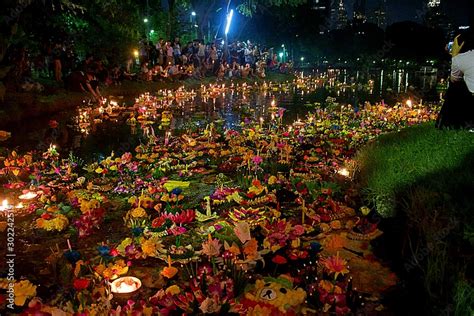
[[406, 99, 413, 107], [279, 52, 283, 58], [337, 168, 350, 177], [191, 11, 196, 16], [281, 44, 285, 47], [221, 40, 225, 45], [143, 18, 148, 23], [224, 9, 234, 35], [133, 50, 139, 58], [150, 29, 154, 34], [300, 57, 305, 61]]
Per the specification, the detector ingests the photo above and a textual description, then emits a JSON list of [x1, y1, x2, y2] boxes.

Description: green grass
[[356, 122, 474, 312], [453, 278, 474, 316], [357, 123, 474, 218]]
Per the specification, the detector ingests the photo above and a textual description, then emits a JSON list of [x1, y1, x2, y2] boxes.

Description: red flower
[[41, 213, 52, 220], [73, 278, 90, 291], [272, 255, 288, 265], [152, 216, 166, 228]]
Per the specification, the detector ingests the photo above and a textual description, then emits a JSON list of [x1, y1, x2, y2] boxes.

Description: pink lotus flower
[[168, 226, 187, 236], [251, 155, 263, 165]]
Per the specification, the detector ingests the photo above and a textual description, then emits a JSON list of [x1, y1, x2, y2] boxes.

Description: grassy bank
[[0, 72, 294, 127], [356, 123, 474, 314]]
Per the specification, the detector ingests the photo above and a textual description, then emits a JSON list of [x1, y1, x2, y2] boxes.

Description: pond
[[2, 67, 444, 161], [0, 67, 443, 315]]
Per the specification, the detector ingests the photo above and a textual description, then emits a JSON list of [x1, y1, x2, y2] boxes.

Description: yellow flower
[[94, 264, 106, 277], [140, 237, 163, 258], [267, 176, 278, 185], [14, 280, 36, 306], [130, 207, 147, 218], [143, 307, 154, 316], [102, 263, 129, 280], [165, 285, 181, 295], [291, 238, 301, 248], [74, 260, 84, 277]]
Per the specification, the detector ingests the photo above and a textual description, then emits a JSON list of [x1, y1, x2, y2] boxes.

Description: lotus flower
[[202, 235, 222, 257], [251, 155, 263, 165], [272, 254, 288, 265], [321, 252, 349, 279], [165, 209, 195, 225]]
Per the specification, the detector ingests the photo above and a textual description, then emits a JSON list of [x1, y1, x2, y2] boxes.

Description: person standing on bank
[[436, 29, 474, 129]]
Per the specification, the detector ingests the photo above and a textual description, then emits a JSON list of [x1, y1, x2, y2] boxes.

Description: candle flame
[[337, 168, 350, 177]]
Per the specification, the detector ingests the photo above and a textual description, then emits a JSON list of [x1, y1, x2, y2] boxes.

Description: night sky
[[346, 0, 472, 25]]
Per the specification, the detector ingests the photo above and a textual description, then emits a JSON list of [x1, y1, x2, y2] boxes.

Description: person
[[65, 71, 103, 102], [166, 42, 174, 65], [140, 62, 152, 81], [52, 43, 63, 82], [436, 29, 474, 129], [148, 41, 157, 66], [209, 43, 218, 64], [197, 40, 206, 65]]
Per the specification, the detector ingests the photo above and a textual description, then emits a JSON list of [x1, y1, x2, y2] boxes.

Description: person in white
[[451, 35, 474, 93], [436, 30, 474, 129]]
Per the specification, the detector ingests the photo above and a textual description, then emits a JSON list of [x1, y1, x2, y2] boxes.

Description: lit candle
[[259, 117, 264, 128], [0, 200, 11, 211], [164, 131, 171, 146], [18, 192, 37, 200]]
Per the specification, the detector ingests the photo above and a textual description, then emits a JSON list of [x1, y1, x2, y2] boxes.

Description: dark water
[[2, 68, 443, 161]]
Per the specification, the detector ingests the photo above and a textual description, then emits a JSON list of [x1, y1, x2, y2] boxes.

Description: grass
[[356, 123, 474, 218], [356, 122, 474, 313], [453, 278, 474, 316]]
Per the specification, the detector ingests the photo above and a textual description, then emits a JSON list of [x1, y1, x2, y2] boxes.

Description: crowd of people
[[5, 37, 293, 102], [133, 38, 291, 83]]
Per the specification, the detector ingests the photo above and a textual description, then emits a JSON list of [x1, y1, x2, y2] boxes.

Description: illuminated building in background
[[353, 0, 367, 25], [371, 0, 387, 29], [312, 0, 328, 11], [424, 0, 454, 38], [330, 0, 348, 30], [428, 0, 441, 8]]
